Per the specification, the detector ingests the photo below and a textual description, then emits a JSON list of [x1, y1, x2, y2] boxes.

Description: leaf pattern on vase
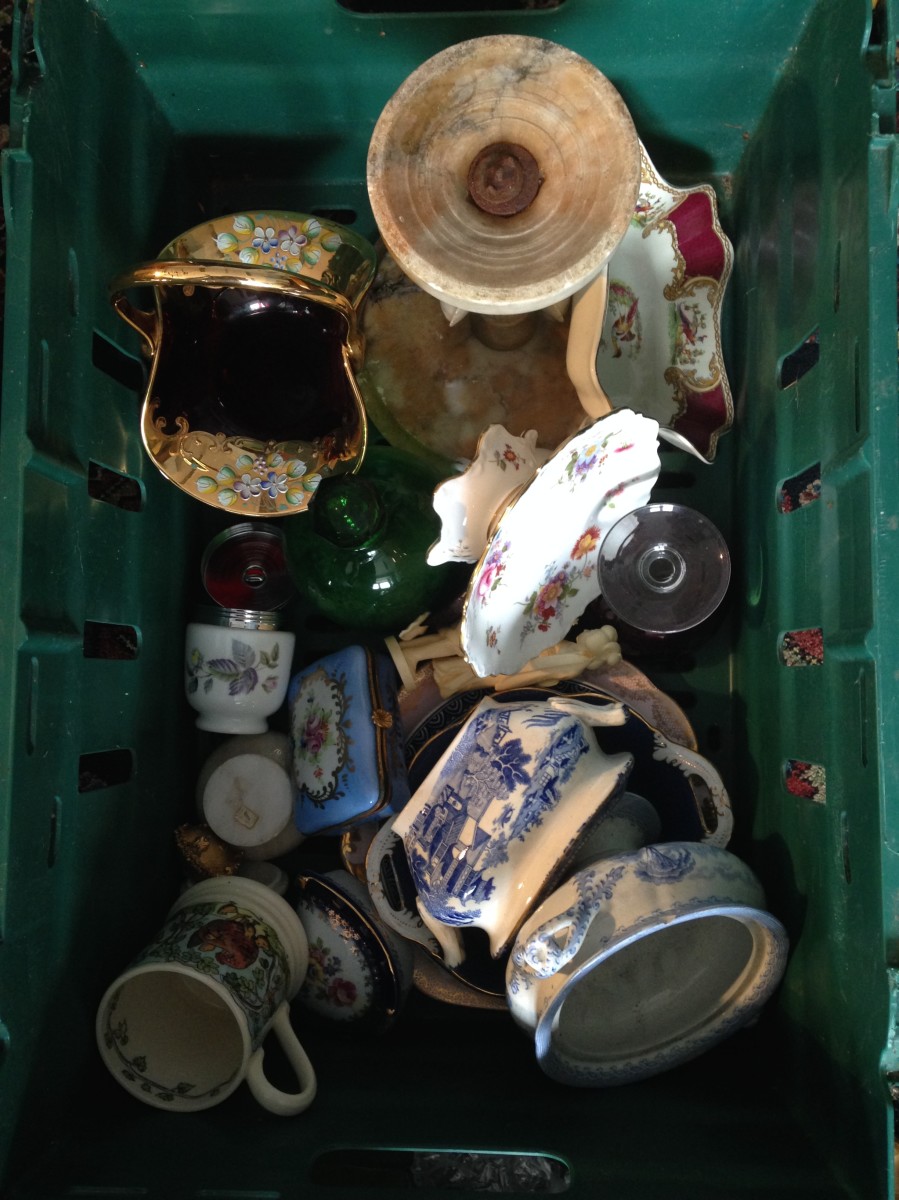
[[185, 639, 280, 697]]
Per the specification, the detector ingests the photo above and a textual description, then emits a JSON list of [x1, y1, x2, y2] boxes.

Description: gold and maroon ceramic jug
[[110, 212, 377, 516]]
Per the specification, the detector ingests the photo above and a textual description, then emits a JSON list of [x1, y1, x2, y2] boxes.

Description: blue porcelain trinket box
[[288, 645, 409, 836]]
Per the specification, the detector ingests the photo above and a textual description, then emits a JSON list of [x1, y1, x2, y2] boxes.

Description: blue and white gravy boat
[[391, 695, 633, 966]]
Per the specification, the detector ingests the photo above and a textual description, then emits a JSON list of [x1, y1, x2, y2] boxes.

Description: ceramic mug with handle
[[96, 875, 316, 1114]]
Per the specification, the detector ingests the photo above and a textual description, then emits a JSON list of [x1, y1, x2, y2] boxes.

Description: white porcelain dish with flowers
[[427, 425, 550, 566], [461, 408, 661, 678], [595, 144, 734, 463]]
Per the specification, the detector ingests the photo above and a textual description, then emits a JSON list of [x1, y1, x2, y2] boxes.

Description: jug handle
[[246, 1002, 317, 1117], [515, 861, 628, 979], [111, 291, 159, 354], [517, 906, 594, 979]]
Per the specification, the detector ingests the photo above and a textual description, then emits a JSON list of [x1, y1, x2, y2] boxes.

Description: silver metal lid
[[192, 605, 284, 631]]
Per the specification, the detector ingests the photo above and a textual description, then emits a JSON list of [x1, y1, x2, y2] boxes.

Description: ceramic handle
[[518, 907, 593, 980], [111, 292, 159, 353], [665, 744, 733, 848], [565, 267, 612, 420], [547, 696, 626, 728], [517, 861, 626, 979], [246, 1003, 317, 1116]]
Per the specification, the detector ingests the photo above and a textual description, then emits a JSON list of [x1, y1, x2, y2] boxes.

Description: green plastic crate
[[1, 0, 898, 1196]]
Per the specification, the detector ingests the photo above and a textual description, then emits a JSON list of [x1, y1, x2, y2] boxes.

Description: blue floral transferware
[[288, 646, 410, 836], [391, 695, 634, 966], [506, 842, 789, 1087], [405, 681, 733, 849]]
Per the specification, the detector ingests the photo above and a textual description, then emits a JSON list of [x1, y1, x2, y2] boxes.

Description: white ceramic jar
[[195, 732, 303, 860], [184, 607, 295, 734]]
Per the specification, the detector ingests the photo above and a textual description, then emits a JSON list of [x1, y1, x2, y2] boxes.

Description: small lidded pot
[[185, 606, 295, 734]]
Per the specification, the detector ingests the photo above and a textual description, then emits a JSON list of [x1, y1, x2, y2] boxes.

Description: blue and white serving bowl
[[506, 841, 789, 1086]]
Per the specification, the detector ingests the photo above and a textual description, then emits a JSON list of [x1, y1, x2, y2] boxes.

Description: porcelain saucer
[[294, 870, 413, 1032], [412, 947, 508, 1011]]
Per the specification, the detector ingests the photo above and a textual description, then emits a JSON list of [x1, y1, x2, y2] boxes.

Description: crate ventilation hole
[[83, 620, 141, 661], [778, 328, 819, 389], [337, 0, 564, 10], [77, 749, 134, 793], [779, 628, 824, 667], [783, 759, 826, 804], [87, 461, 144, 512], [92, 328, 146, 394], [309, 1149, 570, 1193], [777, 463, 821, 513]]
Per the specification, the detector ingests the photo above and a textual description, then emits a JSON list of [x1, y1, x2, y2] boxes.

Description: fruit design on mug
[[188, 906, 271, 969]]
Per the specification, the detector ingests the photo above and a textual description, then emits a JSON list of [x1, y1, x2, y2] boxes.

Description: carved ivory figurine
[[384, 620, 622, 698]]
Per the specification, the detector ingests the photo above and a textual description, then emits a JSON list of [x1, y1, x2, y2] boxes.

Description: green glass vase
[[281, 445, 470, 633]]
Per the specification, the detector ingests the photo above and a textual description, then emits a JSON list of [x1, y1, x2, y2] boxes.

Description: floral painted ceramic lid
[[295, 871, 410, 1032], [461, 409, 661, 678]]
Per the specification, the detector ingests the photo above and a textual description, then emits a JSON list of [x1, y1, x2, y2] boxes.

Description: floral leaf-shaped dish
[[596, 144, 734, 462], [461, 408, 661, 678]]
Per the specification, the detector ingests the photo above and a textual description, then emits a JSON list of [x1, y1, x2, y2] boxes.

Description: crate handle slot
[[308, 1148, 570, 1192]]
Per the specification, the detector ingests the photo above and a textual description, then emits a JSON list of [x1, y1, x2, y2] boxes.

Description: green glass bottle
[[281, 445, 470, 633]]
